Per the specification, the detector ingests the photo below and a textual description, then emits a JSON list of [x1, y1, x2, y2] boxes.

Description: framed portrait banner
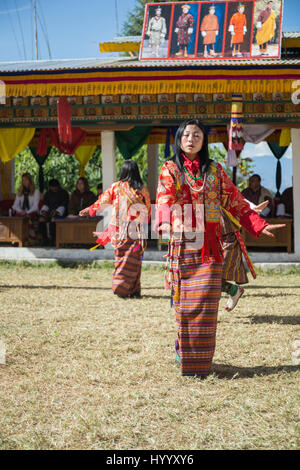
[[139, 0, 284, 60]]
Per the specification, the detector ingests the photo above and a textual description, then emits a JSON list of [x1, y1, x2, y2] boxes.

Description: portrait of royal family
[[252, 0, 281, 57], [226, 2, 253, 57], [198, 3, 225, 58], [141, 4, 171, 59], [170, 3, 198, 58]]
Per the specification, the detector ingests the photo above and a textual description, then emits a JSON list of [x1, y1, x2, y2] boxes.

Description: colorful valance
[[1, 63, 300, 97]]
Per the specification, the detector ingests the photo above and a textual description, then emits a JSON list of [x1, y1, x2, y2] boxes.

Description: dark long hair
[[119, 160, 143, 191], [76, 177, 90, 192], [172, 119, 211, 174]]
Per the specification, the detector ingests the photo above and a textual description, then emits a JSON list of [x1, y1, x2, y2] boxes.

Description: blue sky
[[0, 0, 298, 62]]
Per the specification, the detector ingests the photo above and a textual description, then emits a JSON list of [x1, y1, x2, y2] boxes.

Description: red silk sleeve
[[155, 163, 176, 231], [88, 185, 114, 217]]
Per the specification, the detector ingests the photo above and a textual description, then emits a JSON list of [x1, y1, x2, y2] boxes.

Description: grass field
[[0, 261, 299, 450]]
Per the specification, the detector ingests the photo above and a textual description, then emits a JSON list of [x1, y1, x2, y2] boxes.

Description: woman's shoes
[[225, 286, 244, 312]]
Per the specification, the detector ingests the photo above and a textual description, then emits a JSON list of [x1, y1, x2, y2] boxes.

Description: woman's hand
[[254, 200, 269, 214], [159, 223, 171, 236], [79, 207, 90, 217], [261, 224, 286, 238]]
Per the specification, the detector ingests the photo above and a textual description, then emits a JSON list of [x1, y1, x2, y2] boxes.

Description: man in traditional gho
[[256, 0, 277, 56], [156, 119, 285, 377], [146, 6, 167, 58], [80, 161, 151, 298], [174, 4, 194, 58], [228, 3, 247, 57], [200, 5, 219, 57]]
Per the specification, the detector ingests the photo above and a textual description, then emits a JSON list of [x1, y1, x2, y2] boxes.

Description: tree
[[208, 144, 255, 190]]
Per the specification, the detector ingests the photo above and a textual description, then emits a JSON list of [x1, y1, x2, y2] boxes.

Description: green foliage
[[42, 147, 80, 193], [14, 148, 39, 192], [85, 147, 102, 193], [15, 146, 101, 195], [14, 141, 254, 197], [208, 144, 255, 190], [13, 144, 151, 196]]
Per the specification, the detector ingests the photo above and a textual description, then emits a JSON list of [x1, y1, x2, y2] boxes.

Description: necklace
[[185, 173, 206, 193], [183, 164, 202, 181]]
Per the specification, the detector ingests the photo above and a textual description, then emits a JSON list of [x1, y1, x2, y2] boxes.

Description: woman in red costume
[[155, 119, 285, 377], [80, 160, 151, 298]]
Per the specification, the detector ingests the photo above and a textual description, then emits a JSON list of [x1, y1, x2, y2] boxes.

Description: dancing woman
[[80, 160, 151, 298], [155, 119, 285, 377]]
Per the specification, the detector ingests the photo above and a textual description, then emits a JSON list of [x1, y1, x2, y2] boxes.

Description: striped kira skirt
[[221, 213, 248, 285], [170, 239, 223, 377], [112, 240, 142, 298]]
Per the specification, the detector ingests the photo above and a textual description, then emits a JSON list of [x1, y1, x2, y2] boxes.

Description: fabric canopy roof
[[1, 60, 300, 97]]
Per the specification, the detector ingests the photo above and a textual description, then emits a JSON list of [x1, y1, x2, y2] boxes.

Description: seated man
[[276, 186, 293, 217], [242, 174, 273, 218], [38, 179, 69, 246]]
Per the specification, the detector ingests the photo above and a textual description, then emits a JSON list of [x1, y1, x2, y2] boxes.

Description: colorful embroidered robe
[[89, 181, 151, 247], [155, 159, 268, 259], [176, 13, 194, 46]]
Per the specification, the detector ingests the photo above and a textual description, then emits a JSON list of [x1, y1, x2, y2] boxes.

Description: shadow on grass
[[246, 285, 300, 289], [244, 293, 297, 298], [247, 315, 300, 325], [0, 284, 165, 291], [212, 363, 300, 379]]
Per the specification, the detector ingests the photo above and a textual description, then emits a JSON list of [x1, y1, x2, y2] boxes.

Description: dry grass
[[0, 261, 299, 450]]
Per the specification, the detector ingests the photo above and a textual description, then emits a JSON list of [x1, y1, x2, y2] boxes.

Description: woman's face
[[180, 124, 204, 159], [22, 176, 30, 188], [77, 179, 85, 193], [182, 7, 189, 14], [155, 9, 161, 16]]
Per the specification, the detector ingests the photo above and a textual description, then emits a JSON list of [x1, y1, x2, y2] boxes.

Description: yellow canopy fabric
[[75, 145, 96, 176], [279, 128, 291, 147], [2, 65, 300, 97], [0, 128, 35, 162], [99, 42, 140, 53]]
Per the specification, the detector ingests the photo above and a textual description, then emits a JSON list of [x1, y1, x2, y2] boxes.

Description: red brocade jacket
[[155, 160, 268, 261], [89, 181, 151, 246]]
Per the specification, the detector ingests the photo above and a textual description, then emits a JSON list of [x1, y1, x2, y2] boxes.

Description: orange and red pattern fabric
[[89, 181, 151, 297], [156, 158, 268, 376]]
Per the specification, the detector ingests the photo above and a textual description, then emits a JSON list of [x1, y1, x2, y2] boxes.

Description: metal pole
[[34, 0, 39, 59], [115, 0, 119, 37]]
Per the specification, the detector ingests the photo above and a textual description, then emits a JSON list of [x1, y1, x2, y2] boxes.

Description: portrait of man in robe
[[252, 0, 283, 57], [198, 3, 226, 58], [169, 3, 199, 58], [140, 3, 172, 59], [225, 1, 254, 58]]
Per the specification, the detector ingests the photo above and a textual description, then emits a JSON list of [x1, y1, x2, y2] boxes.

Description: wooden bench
[[0, 216, 29, 247], [157, 217, 293, 253], [55, 217, 103, 248], [241, 217, 293, 253]]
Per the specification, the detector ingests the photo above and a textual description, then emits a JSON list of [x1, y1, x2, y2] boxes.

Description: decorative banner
[[140, 0, 284, 60]]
